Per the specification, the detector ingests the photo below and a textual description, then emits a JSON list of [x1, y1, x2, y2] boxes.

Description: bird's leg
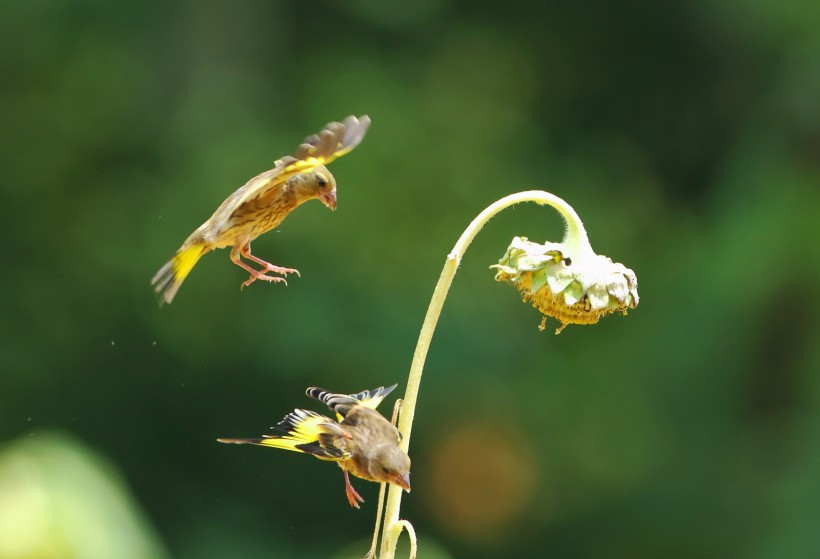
[[241, 243, 301, 277], [229, 244, 294, 288], [343, 468, 364, 509], [230, 246, 287, 288]]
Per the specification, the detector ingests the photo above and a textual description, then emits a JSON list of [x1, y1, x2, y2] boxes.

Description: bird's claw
[[346, 486, 365, 509], [344, 469, 364, 509], [241, 272, 289, 289], [258, 264, 300, 277], [233, 246, 301, 289]]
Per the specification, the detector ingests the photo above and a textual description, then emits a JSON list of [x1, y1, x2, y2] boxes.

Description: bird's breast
[[228, 192, 298, 240], [342, 453, 377, 483]]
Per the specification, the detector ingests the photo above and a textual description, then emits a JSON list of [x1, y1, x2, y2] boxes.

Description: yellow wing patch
[[259, 409, 350, 460]]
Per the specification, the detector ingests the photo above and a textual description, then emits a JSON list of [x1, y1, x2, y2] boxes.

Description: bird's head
[[289, 166, 337, 211], [370, 445, 411, 492]]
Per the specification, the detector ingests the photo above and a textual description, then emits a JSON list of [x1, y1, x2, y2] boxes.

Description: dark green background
[[2, 1, 819, 558]]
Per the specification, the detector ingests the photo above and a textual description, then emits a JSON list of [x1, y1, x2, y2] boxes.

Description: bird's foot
[[255, 262, 301, 278], [233, 244, 301, 288], [344, 469, 364, 509], [240, 271, 289, 289], [346, 485, 364, 509], [240, 264, 300, 289], [240, 246, 301, 278]]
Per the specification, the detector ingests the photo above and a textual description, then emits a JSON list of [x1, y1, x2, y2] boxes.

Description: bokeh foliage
[[2, 0, 819, 558]]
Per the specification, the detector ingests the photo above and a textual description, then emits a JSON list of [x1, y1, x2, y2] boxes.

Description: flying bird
[[151, 115, 371, 305], [218, 385, 411, 508]]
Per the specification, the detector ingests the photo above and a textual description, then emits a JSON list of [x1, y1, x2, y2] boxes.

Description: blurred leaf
[[0, 432, 169, 559]]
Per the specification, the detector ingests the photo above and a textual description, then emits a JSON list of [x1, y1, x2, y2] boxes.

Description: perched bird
[[151, 115, 371, 305], [218, 385, 411, 508]]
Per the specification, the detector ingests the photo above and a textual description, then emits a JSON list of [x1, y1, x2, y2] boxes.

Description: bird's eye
[[382, 466, 391, 474], [317, 176, 327, 188]]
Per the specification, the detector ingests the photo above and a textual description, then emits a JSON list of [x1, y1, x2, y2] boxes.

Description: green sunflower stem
[[377, 190, 588, 558]]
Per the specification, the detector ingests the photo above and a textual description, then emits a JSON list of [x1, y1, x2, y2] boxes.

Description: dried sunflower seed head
[[492, 236, 639, 333]]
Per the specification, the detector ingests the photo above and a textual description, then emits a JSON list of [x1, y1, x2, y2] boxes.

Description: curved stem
[[378, 190, 588, 558], [449, 190, 592, 262], [366, 482, 388, 558]]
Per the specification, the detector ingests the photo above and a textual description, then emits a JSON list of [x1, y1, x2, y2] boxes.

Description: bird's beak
[[319, 189, 337, 211], [392, 472, 411, 493]]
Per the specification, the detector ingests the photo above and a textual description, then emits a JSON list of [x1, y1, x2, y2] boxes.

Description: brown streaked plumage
[[218, 385, 411, 508], [151, 115, 371, 305]]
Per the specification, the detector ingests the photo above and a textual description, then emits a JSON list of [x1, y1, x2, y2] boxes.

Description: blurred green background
[[2, 0, 819, 558]]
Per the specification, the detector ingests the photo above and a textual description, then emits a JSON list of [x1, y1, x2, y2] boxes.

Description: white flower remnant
[[493, 236, 639, 333]]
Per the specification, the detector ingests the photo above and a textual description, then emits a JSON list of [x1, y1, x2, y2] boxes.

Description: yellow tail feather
[[151, 243, 206, 305]]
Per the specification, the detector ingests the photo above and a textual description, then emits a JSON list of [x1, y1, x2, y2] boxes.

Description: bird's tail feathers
[[218, 409, 348, 460], [151, 242, 206, 305], [307, 385, 397, 419], [217, 437, 263, 445]]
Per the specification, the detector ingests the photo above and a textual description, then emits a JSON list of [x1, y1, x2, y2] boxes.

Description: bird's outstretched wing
[[205, 115, 371, 237], [306, 385, 397, 420], [288, 114, 371, 170], [217, 409, 350, 461]]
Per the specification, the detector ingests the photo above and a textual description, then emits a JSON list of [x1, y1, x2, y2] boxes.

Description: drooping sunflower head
[[492, 236, 639, 333]]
